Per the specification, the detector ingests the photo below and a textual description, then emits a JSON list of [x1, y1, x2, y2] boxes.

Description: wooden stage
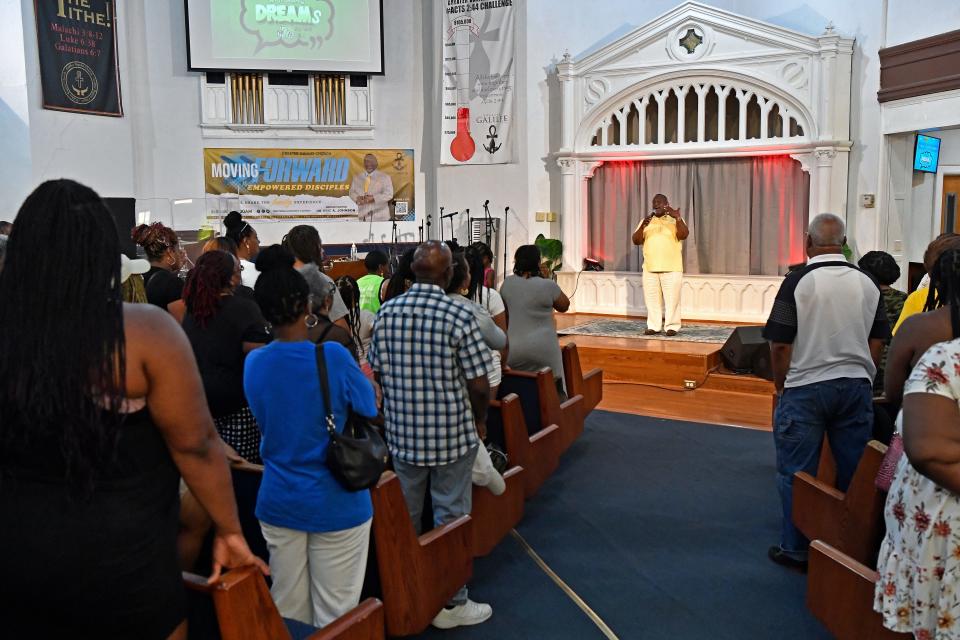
[[555, 314, 775, 430]]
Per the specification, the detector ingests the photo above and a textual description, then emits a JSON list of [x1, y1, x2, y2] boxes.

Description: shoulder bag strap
[[316, 322, 335, 343], [314, 345, 337, 437]]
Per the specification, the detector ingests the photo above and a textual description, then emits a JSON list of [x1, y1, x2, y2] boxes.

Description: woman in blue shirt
[[244, 246, 378, 628]]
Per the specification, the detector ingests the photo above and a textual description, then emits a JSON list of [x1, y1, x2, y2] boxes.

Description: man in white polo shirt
[[632, 193, 688, 336], [763, 213, 890, 571]]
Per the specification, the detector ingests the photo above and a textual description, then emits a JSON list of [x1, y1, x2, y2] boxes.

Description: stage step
[[559, 334, 775, 430]]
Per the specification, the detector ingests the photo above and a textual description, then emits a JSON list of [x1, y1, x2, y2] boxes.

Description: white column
[[558, 157, 582, 271], [814, 147, 837, 215], [758, 96, 773, 140], [737, 89, 751, 140], [599, 118, 609, 146], [675, 85, 690, 144], [694, 84, 709, 142], [716, 86, 732, 142], [634, 97, 648, 144], [654, 90, 668, 144], [557, 53, 576, 151]]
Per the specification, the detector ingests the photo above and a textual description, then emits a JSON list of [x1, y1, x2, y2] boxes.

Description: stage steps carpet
[[416, 411, 830, 639], [557, 319, 736, 343]]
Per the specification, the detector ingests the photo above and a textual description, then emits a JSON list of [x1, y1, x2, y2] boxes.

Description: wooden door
[[942, 175, 960, 233]]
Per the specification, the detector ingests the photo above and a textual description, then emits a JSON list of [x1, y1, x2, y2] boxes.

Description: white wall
[[886, 0, 960, 47]]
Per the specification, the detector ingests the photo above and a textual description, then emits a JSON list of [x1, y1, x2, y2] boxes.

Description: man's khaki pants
[[642, 270, 683, 332]]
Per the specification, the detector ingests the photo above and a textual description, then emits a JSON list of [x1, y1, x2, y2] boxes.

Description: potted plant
[[535, 234, 563, 278]]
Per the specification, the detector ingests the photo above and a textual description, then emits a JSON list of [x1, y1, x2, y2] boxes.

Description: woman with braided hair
[[182, 251, 271, 463], [336, 275, 376, 377], [875, 246, 960, 637], [0, 180, 266, 638], [132, 221, 186, 312], [885, 248, 960, 409]]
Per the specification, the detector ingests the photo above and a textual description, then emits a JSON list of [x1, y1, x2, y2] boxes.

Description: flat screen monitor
[[185, 0, 384, 74], [914, 134, 941, 174]]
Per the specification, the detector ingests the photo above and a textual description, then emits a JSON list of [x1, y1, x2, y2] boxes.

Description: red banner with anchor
[[34, 0, 123, 117], [440, 0, 515, 165]]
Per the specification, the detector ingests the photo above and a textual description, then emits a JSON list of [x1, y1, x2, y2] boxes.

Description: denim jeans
[[774, 377, 873, 558], [392, 446, 479, 606]]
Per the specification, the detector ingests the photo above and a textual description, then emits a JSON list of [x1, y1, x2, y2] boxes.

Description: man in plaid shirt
[[369, 241, 493, 629]]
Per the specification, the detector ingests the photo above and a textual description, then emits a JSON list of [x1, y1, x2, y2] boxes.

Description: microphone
[[441, 210, 459, 219], [484, 199, 490, 208]]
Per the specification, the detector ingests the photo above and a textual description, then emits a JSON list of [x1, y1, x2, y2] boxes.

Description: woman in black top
[[203, 235, 257, 303], [0, 180, 266, 639], [182, 251, 271, 463], [133, 221, 186, 312]]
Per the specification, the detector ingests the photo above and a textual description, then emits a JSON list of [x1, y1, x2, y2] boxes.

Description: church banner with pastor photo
[[441, 0, 515, 165], [34, 0, 122, 116], [203, 148, 416, 227]]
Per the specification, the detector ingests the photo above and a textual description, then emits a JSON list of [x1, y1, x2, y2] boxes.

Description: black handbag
[[315, 345, 389, 491]]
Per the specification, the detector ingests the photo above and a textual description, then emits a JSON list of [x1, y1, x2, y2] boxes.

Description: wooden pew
[[183, 566, 385, 640], [370, 472, 473, 637], [806, 541, 910, 640], [488, 395, 561, 499], [499, 367, 585, 454], [562, 343, 603, 414], [792, 440, 888, 565], [471, 464, 525, 557]]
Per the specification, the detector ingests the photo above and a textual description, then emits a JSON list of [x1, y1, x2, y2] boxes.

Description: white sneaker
[[430, 599, 493, 629]]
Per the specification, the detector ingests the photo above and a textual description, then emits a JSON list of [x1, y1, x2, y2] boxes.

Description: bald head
[[412, 241, 453, 287], [807, 214, 846, 256]]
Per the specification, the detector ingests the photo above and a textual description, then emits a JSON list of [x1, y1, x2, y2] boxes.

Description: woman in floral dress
[[875, 337, 960, 638]]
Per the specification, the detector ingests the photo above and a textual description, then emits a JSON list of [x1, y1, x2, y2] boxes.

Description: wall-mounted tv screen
[[914, 134, 941, 174], [185, 0, 384, 74]]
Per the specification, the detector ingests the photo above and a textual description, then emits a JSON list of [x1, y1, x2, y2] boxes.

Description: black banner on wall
[[33, 0, 122, 117]]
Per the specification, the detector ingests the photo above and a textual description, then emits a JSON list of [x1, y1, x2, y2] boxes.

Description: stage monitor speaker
[[720, 326, 773, 381], [102, 197, 136, 259]]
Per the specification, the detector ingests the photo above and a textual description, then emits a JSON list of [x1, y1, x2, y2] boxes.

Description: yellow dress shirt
[[642, 215, 683, 273], [892, 287, 931, 334]]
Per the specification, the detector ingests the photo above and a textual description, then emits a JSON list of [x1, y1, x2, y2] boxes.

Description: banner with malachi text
[[203, 148, 416, 224], [441, 0, 515, 165], [34, 0, 122, 117]]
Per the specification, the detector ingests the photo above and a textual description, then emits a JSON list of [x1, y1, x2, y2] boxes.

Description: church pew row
[[183, 566, 385, 640], [370, 471, 473, 637], [488, 395, 561, 499], [499, 367, 585, 454], [471, 465, 525, 557], [562, 343, 603, 415], [806, 541, 910, 640], [792, 440, 888, 565]]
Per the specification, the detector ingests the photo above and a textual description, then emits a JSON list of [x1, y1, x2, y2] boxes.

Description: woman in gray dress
[[499, 245, 570, 395]]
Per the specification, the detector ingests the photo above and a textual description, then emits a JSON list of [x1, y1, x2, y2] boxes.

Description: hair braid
[[336, 276, 363, 350], [0, 180, 126, 497]]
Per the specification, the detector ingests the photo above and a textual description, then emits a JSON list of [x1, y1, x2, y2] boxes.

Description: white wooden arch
[[552, 1, 855, 322], [576, 69, 817, 152]]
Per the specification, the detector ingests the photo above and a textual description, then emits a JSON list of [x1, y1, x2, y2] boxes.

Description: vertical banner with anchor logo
[[34, 0, 122, 117], [440, 0, 515, 165]]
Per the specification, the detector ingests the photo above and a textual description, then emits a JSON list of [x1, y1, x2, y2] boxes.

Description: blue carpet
[[416, 411, 830, 639]]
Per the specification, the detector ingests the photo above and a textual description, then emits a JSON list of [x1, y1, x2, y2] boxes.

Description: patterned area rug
[[557, 319, 736, 344]]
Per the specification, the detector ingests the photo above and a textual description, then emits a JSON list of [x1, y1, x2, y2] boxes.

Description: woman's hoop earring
[[305, 313, 320, 329]]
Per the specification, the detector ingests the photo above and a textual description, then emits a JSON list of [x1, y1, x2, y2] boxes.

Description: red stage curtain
[[587, 156, 809, 275]]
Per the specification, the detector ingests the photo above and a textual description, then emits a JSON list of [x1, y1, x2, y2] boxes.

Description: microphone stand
[[483, 200, 494, 247], [426, 212, 432, 242], [438, 207, 443, 241], [502, 206, 510, 279], [440, 209, 459, 243]]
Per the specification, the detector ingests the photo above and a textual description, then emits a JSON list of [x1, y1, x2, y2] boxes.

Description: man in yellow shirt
[[632, 194, 689, 336]]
